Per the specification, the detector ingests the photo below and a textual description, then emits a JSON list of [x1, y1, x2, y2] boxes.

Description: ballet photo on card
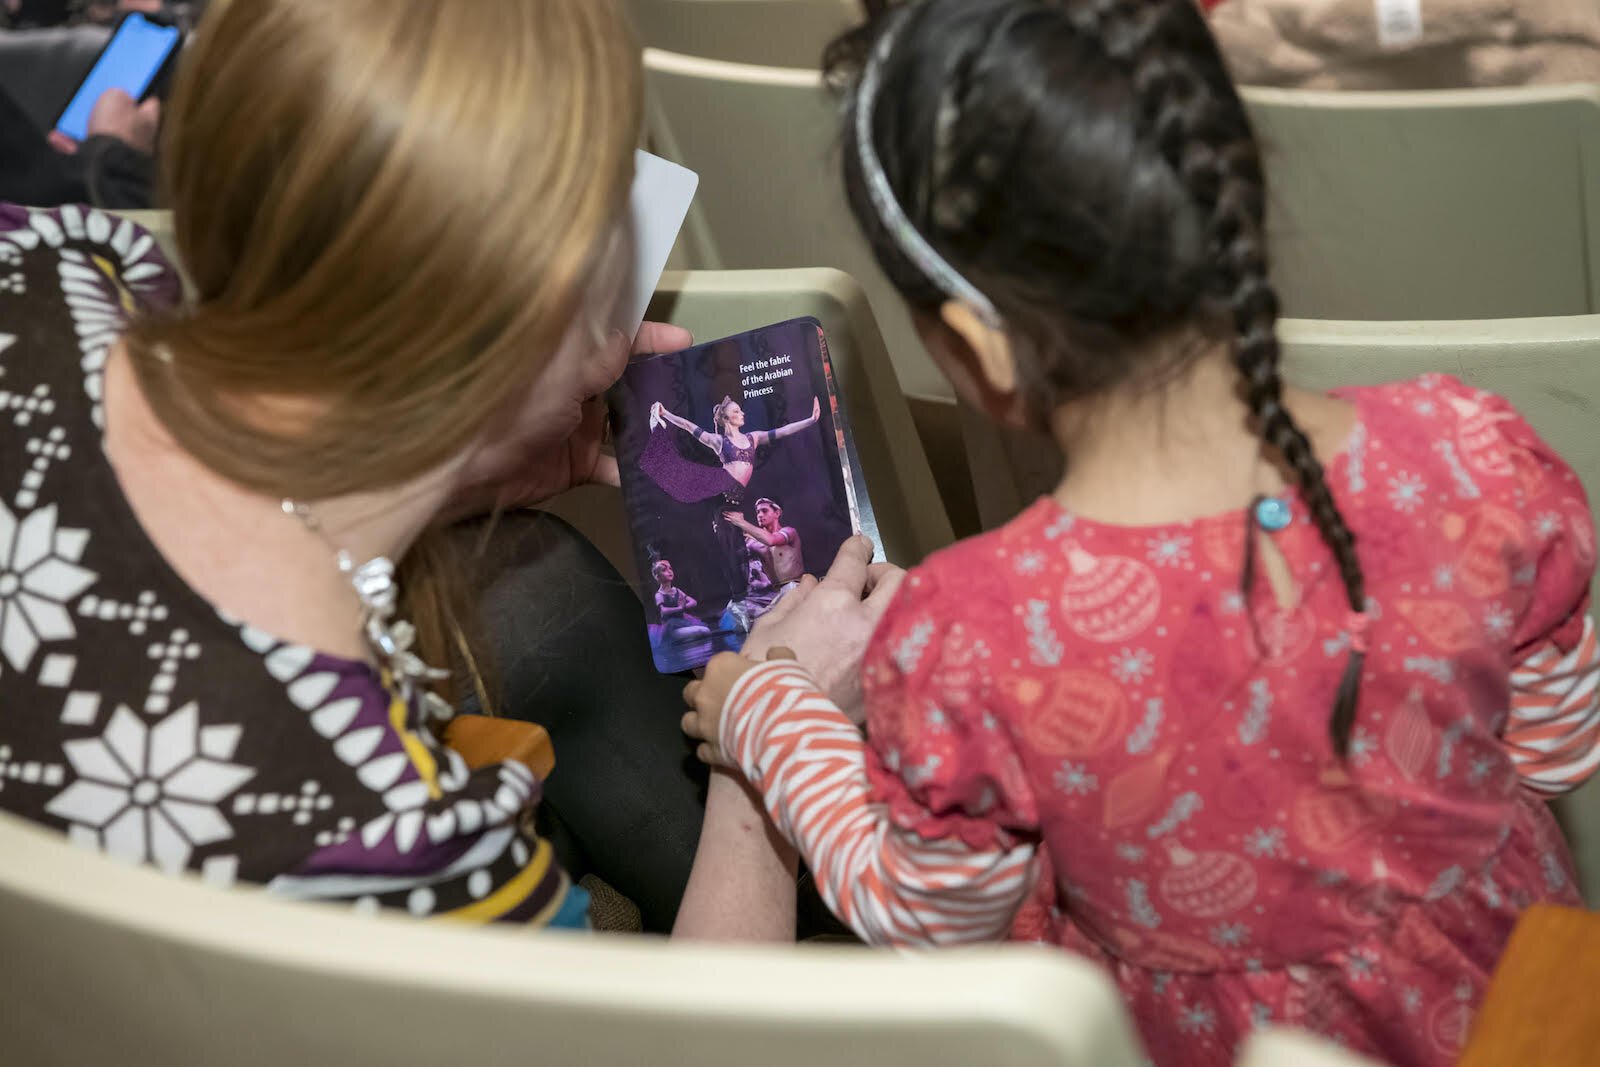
[[609, 317, 872, 673]]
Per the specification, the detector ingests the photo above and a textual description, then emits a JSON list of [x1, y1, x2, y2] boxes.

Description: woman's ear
[[932, 300, 1026, 424]]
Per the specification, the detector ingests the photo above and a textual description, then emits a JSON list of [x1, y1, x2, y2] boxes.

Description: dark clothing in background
[[0, 24, 154, 207]]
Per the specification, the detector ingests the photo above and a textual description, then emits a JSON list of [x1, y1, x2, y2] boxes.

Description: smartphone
[[54, 13, 183, 143]]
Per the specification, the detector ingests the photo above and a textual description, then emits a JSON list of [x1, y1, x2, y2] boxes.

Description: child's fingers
[[696, 742, 717, 766], [680, 710, 699, 737]]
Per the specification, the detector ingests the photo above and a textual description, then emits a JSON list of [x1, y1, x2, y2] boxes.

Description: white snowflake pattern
[[1024, 600, 1063, 667], [0, 501, 96, 674], [1534, 512, 1563, 539], [1116, 843, 1147, 863], [1146, 533, 1192, 568], [1541, 852, 1568, 892], [1210, 922, 1250, 948], [902, 754, 944, 789], [1013, 551, 1046, 577], [1467, 756, 1495, 786], [1043, 513, 1076, 540], [45, 703, 255, 873], [1243, 826, 1287, 859], [1387, 472, 1427, 513], [892, 619, 935, 674], [1219, 590, 1245, 616], [1110, 647, 1154, 684], [1177, 1004, 1217, 1035], [1345, 948, 1381, 983], [1413, 400, 1436, 417], [1054, 762, 1099, 796], [1401, 987, 1423, 1014], [1426, 864, 1465, 901], [1483, 603, 1513, 640], [1347, 728, 1378, 767], [1433, 564, 1455, 591]]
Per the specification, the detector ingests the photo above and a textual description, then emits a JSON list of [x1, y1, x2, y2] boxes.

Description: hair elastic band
[[854, 11, 1003, 328], [1346, 611, 1371, 655]]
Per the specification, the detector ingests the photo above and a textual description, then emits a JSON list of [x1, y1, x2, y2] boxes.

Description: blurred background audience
[[0, 0, 201, 208], [1208, 0, 1600, 89]]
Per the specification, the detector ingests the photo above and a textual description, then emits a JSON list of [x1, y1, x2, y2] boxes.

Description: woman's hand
[[445, 321, 691, 520], [48, 88, 161, 156], [740, 535, 904, 722], [810, 396, 821, 423]]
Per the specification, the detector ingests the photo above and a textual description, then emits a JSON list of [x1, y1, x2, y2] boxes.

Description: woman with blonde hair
[[0, 0, 891, 934]]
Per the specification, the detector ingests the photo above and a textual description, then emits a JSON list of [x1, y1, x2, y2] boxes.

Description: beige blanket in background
[[1210, 0, 1600, 89]]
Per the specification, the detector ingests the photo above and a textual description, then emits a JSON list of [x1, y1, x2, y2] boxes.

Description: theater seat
[[1243, 84, 1600, 321], [0, 808, 1147, 1067], [1236, 1028, 1391, 1066], [623, 0, 858, 69]]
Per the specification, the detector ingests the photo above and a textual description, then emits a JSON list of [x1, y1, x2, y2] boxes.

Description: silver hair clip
[[854, 12, 1003, 328]]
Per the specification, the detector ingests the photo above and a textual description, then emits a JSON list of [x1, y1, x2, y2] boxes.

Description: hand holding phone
[[49, 89, 161, 156], [53, 12, 182, 145]]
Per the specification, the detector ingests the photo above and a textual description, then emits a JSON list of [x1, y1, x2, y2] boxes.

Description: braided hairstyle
[[827, 0, 1367, 755]]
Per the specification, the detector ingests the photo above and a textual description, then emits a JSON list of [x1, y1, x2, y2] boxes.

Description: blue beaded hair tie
[[1253, 495, 1292, 532]]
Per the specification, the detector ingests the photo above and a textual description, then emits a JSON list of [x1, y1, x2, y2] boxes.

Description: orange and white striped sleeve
[[720, 659, 1036, 947], [1504, 615, 1600, 796]]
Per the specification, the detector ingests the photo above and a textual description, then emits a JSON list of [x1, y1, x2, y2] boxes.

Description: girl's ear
[[934, 300, 1027, 425]]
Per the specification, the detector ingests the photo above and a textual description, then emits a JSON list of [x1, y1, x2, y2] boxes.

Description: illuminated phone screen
[[55, 14, 181, 142]]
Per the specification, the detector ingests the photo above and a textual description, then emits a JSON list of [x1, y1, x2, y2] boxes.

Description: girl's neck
[[1045, 346, 1354, 527], [102, 341, 459, 661]]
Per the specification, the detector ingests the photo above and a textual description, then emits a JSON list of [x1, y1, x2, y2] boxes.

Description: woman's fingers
[[865, 563, 906, 608], [818, 535, 874, 596], [590, 453, 620, 488], [632, 321, 693, 356], [753, 575, 815, 628]]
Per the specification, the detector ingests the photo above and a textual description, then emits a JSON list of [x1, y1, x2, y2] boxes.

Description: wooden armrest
[[1458, 905, 1600, 1066], [441, 715, 554, 781]]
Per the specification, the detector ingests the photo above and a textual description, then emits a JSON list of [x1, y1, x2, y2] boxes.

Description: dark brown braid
[[1099, 0, 1368, 755], [827, 0, 1368, 756]]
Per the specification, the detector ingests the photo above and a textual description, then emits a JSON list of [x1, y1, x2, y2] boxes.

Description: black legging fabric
[[458, 511, 708, 934]]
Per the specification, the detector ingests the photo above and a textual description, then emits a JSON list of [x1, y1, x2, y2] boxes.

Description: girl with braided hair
[[681, 1, 1600, 1062]]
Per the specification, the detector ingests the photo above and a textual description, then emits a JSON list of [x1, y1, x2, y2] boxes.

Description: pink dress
[[718, 376, 1599, 1067]]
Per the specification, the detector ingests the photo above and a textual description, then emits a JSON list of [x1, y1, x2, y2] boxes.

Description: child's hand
[[682, 647, 795, 765]]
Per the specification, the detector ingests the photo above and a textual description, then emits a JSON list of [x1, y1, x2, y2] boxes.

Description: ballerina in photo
[[652, 559, 711, 644], [649, 557, 713, 672], [644, 394, 821, 594]]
